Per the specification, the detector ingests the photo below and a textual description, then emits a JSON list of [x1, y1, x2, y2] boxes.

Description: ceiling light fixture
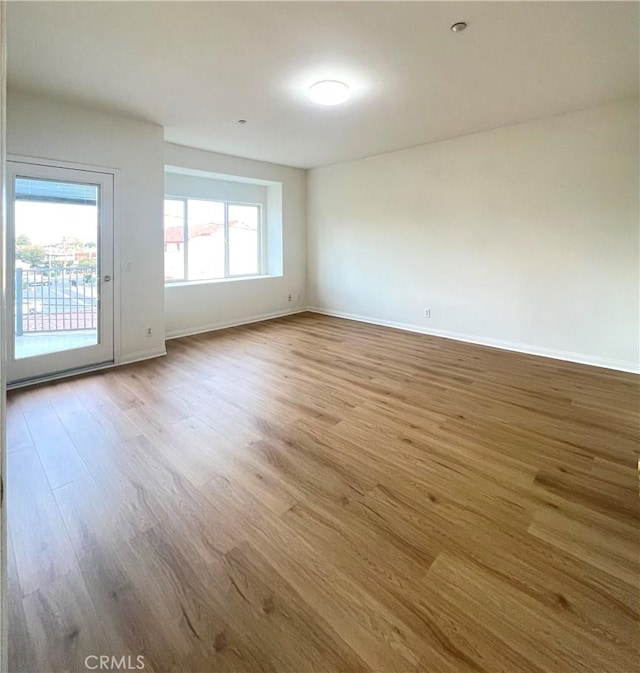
[[308, 80, 350, 106], [450, 21, 467, 33]]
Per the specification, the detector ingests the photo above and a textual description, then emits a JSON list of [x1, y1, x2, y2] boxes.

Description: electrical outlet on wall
[[288, 294, 292, 302], [424, 308, 431, 318], [146, 327, 153, 337]]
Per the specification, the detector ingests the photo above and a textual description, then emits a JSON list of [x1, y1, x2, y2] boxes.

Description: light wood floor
[[8, 313, 639, 673]]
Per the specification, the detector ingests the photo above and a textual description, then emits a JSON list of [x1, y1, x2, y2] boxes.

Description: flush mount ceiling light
[[308, 80, 350, 106], [451, 21, 468, 33]]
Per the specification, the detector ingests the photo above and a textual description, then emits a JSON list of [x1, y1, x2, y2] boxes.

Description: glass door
[[7, 161, 114, 383]]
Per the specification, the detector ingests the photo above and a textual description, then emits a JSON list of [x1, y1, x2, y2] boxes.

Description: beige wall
[[307, 100, 639, 372]]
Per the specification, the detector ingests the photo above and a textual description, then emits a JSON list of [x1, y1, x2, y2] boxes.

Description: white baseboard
[[307, 307, 639, 374], [165, 307, 308, 341], [119, 348, 167, 366]]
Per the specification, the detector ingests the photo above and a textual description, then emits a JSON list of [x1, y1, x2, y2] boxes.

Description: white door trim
[[6, 159, 119, 383], [6, 155, 122, 366], [0, 3, 7, 672]]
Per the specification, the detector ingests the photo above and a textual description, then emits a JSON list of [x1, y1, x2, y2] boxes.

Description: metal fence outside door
[[15, 266, 98, 335]]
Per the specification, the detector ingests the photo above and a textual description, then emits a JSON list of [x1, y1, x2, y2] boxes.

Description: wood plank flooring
[[7, 312, 639, 673]]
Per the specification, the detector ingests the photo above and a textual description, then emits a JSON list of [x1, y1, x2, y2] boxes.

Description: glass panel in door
[[14, 177, 99, 358]]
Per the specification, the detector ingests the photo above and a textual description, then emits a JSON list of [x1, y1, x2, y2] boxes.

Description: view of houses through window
[[164, 197, 261, 282], [13, 177, 100, 359]]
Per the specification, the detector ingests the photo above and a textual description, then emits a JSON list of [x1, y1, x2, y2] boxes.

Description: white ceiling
[[7, 1, 639, 169]]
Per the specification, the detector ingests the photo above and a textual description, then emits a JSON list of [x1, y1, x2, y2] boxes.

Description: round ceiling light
[[451, 21, 467, 33], [308, 80, 350, 106]]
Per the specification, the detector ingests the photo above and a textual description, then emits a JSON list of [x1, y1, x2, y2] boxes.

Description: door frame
[[6, 154, 121, 385], [0, 3, 6, 671]]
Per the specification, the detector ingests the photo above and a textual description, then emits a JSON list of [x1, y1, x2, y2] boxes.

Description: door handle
[[104, 275, 112, 282]]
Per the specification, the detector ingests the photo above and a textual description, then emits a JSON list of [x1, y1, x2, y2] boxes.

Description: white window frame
[[164, 196, 263, 284]]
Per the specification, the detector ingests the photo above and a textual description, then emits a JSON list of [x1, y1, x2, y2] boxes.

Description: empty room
[[2, 1, 638, 672]]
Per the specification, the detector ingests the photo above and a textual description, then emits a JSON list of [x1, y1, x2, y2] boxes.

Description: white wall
[[7, 92, 637, 372], [307, 100, 640, 372], [7, 90, 166, 363], [165, 172, 267, 206], [164, 143, 306, 338]]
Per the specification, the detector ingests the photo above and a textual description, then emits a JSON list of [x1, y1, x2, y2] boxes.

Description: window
[[164, 198, 262, 283]]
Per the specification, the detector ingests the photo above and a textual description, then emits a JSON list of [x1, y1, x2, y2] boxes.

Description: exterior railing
[[16, 266, 98, 335]]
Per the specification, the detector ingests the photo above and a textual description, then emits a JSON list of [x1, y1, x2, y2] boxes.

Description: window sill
[[165, 274, 281, 289]]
